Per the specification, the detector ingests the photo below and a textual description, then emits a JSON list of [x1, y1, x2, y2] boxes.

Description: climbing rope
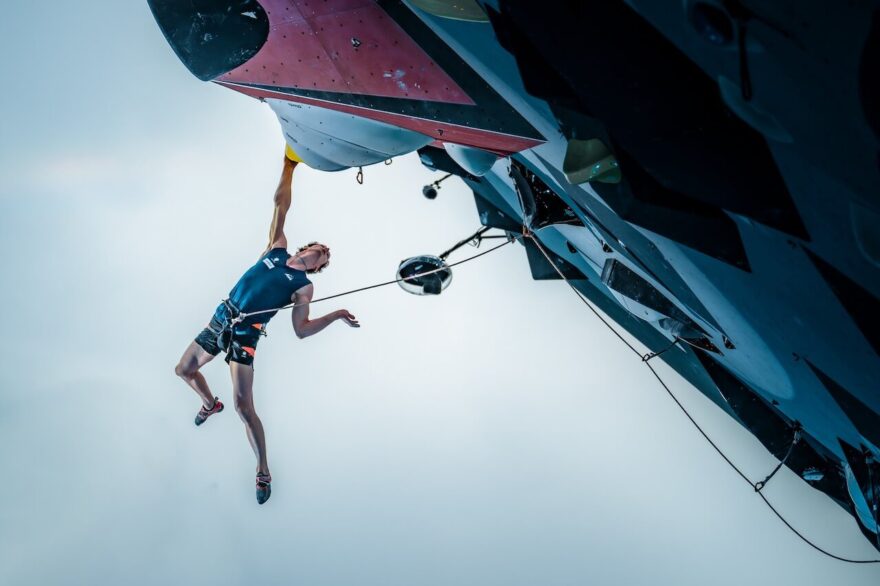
[[229, 236, 514, 326], [754, 424, 801, 492], [642, 337, 681, 362], [523, 228, 880, 564]]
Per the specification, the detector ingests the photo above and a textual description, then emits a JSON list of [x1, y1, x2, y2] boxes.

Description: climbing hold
[[285, 144, 303, 163], [563, 139, 621, 185]]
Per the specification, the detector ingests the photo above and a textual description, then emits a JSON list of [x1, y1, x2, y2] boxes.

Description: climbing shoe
[[256, 473, 272, 505], [194, 397, 224, 426]]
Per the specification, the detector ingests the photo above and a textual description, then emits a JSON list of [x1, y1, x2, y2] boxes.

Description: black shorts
[[194, 314, 265, 367]]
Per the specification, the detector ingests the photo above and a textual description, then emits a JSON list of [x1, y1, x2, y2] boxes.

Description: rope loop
[[356, 167, 364, 184]]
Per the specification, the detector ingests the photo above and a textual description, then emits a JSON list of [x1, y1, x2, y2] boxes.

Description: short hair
[[296, 241, 330, 273]]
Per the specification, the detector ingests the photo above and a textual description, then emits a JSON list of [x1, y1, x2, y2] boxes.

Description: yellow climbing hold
[[285, 144, 304, 163]]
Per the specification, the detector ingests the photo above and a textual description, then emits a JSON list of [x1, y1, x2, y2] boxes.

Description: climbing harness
[[227, 235, 514, 327], [754, 423, 802, 492], [214, 298, 242, 352], [214, 298, 266, 361], [521, 226, 880, 564]]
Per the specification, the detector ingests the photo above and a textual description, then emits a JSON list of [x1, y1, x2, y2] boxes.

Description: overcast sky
[[0, 2, 878, 585]]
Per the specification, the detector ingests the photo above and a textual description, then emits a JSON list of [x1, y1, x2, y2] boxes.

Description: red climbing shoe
[[256, 473, 272, 505], [194, 397, 224, 426]]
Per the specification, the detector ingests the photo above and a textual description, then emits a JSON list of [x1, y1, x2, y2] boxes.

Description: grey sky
[[0, 2, 878, 585]]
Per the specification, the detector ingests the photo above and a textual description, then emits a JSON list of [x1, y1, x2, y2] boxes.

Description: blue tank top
[[218, 248, 312, 326]]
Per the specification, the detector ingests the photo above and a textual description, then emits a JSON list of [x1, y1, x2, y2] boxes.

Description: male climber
[[174, 153, 359, 504]]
